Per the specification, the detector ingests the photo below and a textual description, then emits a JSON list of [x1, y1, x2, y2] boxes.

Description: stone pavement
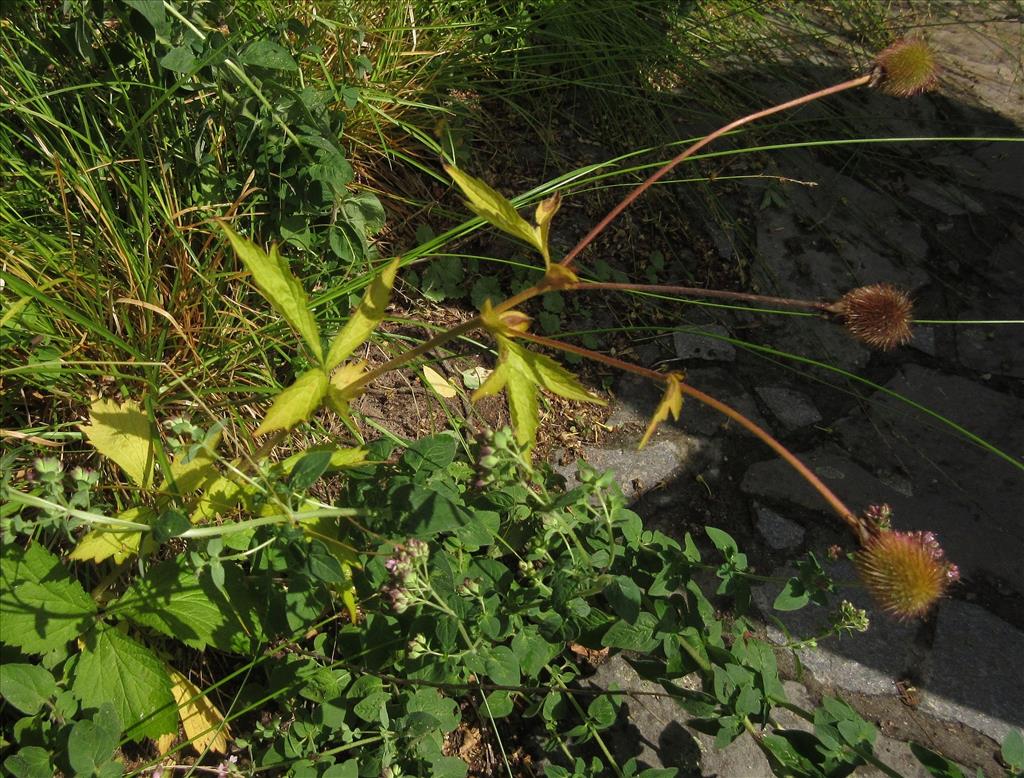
[[558, 13, 1024, 775]]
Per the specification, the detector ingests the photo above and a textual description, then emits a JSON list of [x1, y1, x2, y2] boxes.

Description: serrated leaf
[[0, 543, 96, 654], [639, 373, 683, 449], [326, 258, 399, 369], [72, 624, 176, 741], [507, 340, 603, 404], [69, 507, 154, 564], [255, 368, 329, 436], [81, 398, 155, 488], [0, 663, 56, 715], [164, 667, 230, 754], [506, 363, 539, 450], [218, 222, 322, 362], [470, 362, 508, 401], [444, 165, 543, 257], [113, 557, 228, 651], [422, 365, 457, 398]]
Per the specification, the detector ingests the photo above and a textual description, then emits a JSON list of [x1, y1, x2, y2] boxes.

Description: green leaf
[[326, 258, 399, 369], [484, 690, 513, 718], [587, 693, 617, 729], [3, 747, 53, 778], [239, 39, 299, 71], [81, 398, 155, 488], [444, 165, 542, 257], [289, 449, 334, 493], [511, 629, 559, 678], [909, 743, 966, 778], [705, 526, 738, 556], [1002, 730, 1024, 772], [218, 223, 322, 362], [255, 368, 329, 436], [342, 192, 386, 236], [68, 702, 121, 775], [72, 624, 176, 741], [0, 543, 96, 654], [402, 434, 458, 474], [601, 612, 659, 652], [773, 578, 811, 611], [506, 363, 539, 450], [113, 556, 257, 653], [124, 0, 170, 38], [159, 46, 197, 73], [484, 645, 520, 687], [407, 688, 460, 731], [0, 663, 56, 714], [605, 576, 643, 623]]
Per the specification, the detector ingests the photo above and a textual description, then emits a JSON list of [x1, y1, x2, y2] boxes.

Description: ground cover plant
[[2, 2, 1023, 777]]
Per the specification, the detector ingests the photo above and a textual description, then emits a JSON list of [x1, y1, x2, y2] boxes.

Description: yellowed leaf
[[444, 164, 544, 257], [165, 667, 230, 755], [534, 191, 562, 266], [326, 258, 399, 370], [218, 222, 322, 362], [69, 507, 154, 564], [169, 429, 222, 495], [639, 373, 684, 449], [81, 398, 155, 488], [422, 365, 457, 398], [254, 368, 329, 436]]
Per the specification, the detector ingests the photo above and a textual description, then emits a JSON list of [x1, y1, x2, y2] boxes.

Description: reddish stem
[[559, 74, 873, 270], [569, 281, 829, 311], [517, 330, 865, 541]]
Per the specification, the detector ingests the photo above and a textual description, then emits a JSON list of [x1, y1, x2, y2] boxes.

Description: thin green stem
[[570, 280, 828, 311]]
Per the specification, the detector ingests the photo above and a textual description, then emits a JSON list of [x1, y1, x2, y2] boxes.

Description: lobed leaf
[[81, 398, 156, 488], [218, 222, 323, 362], [254, 368, 329, 436], [326, 258, 400, 369]]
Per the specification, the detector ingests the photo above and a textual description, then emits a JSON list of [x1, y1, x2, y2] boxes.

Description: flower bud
[[872, 38, 939, 98], [854, 529, 958, 619], [832, 284, 913, 350]]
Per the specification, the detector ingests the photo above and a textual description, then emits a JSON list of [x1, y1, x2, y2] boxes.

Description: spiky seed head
[[855, 529, 959, 620], [835, 283, 914, 350], [872, 38, 939, 97]]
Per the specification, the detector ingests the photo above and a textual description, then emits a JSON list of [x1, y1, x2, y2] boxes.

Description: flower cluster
[[381, 539, 429, 614]]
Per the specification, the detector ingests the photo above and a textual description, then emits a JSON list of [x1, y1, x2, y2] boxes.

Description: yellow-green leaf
[[254, 369, 329, 436], [168, 430, 222, 495], [444, 164, 543, 256], [278, 446, 367, 474], [534, 191, 561, 266], [69, 507, 154, 564], [506, 365, 539, 449], [639, 373, 684, 449], [325, 361, 367, 424], [81, 399, 156, 488], [326, 258, 400, 369], [422, 365, 457, 398], [508, 341, 604, 405], [218, 222, 322, 363], [470, 362, 508, 401], [161, 667, 230, 755], [191, 474, 253, 522]]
